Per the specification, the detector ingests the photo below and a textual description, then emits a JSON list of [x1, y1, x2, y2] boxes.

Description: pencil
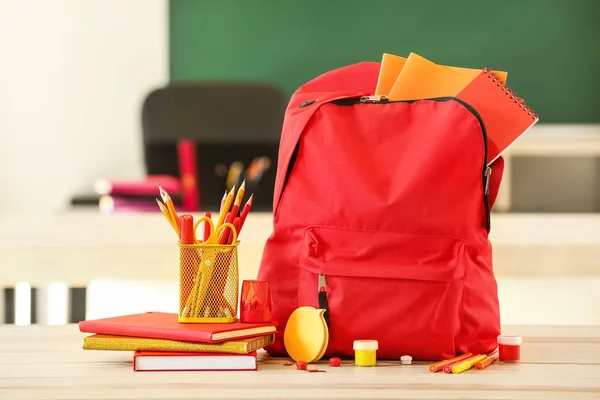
[[209, 186, 234, 243], [156, 198, 179, 236], [237, 193, 253, 234], [219, 180, 245, 244], [220, 189, 227, 211], [158, 183, 180, 235], [228, 216, 241, 244]]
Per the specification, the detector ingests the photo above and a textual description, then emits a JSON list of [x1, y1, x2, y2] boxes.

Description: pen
[[444, 354, 480, 373], [451, 354, 486, 374], [476, 349, 499, 370], [429, 352, 473, 372]]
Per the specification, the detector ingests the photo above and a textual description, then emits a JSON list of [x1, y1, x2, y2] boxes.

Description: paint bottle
[[353, 340, 378, 366], [497, 335, 522, 362]]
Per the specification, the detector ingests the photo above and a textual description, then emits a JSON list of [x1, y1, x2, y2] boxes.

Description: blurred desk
[[2, 210, 600, 325], [0, 209, 273, 286], [2, 210, 600, 286], [494, 123, 600, 212], [1, 324, 599, 399]]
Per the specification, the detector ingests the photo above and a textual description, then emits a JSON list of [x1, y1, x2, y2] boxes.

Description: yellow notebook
[[82, 333, 275, 354], [374, 53, 407, 96], [385, 52, 508, 100]]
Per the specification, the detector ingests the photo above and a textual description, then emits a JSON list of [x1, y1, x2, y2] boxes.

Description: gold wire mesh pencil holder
[[178, 240, 240, 323]]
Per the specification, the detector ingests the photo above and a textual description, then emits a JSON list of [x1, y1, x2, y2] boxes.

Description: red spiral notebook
[[78, 312, 276, 343], [456, 68, 539, 165]]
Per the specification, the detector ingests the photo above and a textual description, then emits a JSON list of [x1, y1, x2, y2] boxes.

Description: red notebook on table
[[456, 68, 539, 165], [133, 351, 258, 371], [79, 312, 276, 343]]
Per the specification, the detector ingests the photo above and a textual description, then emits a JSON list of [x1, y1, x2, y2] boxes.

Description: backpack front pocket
[[297, 226, 467, 361]]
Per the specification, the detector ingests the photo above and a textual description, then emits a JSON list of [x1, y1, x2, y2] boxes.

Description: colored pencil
[[237, 193, 253, 233], [219, 180, 245, 244], [220, 189, 227, 211], [212, 186, 235, 242], [158, 183, 180, 236], [156, 198, 179, 236], [228, 216, 241, 244]]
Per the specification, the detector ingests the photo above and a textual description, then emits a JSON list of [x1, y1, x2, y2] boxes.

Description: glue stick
[[353, 340, 378, 366]]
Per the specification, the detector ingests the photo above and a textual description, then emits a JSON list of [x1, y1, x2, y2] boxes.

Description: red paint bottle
[[497, 335, 522, 362]]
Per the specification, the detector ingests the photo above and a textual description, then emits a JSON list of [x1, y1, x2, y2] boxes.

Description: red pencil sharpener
[[240, 280, 272, 323], [497, 335, 522, 362]]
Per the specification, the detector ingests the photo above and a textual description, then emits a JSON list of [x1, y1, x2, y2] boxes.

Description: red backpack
[[257, 62, 505, 361]]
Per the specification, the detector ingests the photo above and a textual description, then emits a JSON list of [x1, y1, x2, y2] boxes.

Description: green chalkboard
[[170, 0, 600, 123]]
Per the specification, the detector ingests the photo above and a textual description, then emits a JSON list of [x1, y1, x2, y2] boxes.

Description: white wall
[[0, 0, 168, 214]]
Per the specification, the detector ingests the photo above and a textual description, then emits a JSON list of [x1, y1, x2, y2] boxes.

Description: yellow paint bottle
[[353, 340, 378, 366]]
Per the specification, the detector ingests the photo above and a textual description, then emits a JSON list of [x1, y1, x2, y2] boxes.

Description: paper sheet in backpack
[[374, 53, 407, 96], [384, 52, 508, 100]]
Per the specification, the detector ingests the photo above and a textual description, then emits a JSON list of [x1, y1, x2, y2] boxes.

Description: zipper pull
[[318, 274, 326, 293], [318, 274, 329, 326], [360, 95, 388, 103], [484, 167, 492, 195]]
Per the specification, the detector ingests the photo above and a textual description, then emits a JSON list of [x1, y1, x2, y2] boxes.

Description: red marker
[[179, 214, 195, 244]]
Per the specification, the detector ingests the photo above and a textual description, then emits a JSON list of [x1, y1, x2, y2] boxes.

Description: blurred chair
[[140, 81, 288, 211]]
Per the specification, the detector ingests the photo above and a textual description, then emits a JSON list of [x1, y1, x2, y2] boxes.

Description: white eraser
[[400, 355, 412, 365]]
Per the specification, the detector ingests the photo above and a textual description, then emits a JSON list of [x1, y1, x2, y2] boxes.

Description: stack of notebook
[[79, 312, 277, 371], [93, 175, 183, 214]]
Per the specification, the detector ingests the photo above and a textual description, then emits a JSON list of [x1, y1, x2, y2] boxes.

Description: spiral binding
[[482, 68, 538, 120]]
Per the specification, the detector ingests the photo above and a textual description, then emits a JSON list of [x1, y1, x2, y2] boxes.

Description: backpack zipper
[[318, 274, 329, 326], [331, 95, 492, 232]]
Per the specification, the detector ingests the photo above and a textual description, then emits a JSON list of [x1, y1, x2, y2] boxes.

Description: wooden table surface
[[1, 324, 600, 400]]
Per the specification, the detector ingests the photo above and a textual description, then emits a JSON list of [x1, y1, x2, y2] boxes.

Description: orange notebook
[[386, 53, 508, 100], [456, 68, 539, 165], [374, 53, 407, 95], [78, 312, 276, 343]]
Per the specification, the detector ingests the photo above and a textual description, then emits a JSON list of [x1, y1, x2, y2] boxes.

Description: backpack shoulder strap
[[273, 62, 381, 216]]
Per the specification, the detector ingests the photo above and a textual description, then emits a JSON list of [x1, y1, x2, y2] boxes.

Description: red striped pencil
[[219, 180, 245, 244], [237, 193, 253, 233]]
